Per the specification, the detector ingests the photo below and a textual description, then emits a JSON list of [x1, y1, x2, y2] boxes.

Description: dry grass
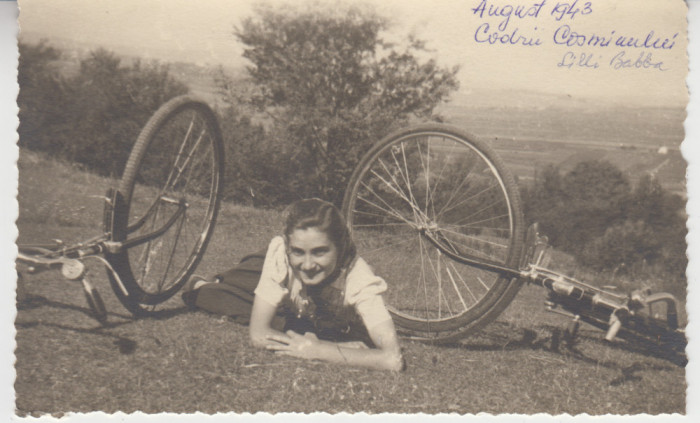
[[14, 149, 686, 416]]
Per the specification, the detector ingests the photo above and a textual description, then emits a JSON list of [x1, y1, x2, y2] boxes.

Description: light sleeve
[[344, 257, 393, 329], [253, 236, 290, 306]]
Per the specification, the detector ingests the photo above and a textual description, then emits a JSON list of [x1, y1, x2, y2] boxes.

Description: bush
[[580, 220, 661, 271], [18, 43, 189, 177], [522, 161, 687, 279]]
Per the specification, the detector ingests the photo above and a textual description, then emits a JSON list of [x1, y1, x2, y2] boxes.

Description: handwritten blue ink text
[[609, 51, 666, 71], [550, 1, 593, 21], [474, 23, 543, 46], [557, 51, 599, 69], [554, 25, 678, 50], [471, 0, 547, 31]]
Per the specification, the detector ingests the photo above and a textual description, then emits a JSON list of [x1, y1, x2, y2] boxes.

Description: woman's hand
[[265, 331, 320, 358]]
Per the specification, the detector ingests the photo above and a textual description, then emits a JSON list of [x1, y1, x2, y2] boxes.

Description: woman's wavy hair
[[283, 198, 357, 271]]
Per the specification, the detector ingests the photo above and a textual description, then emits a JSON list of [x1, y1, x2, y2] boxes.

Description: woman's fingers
[[285, 330, 303, 339], [266, 334, 292, 345], [265, 343, 289, 351], [303, 332, 318, 341]]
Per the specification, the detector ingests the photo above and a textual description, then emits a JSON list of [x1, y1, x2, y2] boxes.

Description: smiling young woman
[[182, 198, 404, 371]]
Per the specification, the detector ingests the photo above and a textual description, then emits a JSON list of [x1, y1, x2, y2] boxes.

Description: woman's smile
[[287, 227, 339, 286]]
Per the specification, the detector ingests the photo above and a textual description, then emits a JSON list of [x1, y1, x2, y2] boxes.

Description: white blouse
[[253, 236, 392, 330]]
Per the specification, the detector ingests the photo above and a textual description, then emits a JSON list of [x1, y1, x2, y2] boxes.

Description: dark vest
[[281, 260, 372, 345]]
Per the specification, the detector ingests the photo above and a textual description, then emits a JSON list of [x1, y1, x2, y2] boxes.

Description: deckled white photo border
[[0, 0, 697, 421], [1, 0, 19, 421]]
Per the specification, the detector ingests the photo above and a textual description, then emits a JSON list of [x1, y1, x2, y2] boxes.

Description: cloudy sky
[[17, 0, 689, 107]]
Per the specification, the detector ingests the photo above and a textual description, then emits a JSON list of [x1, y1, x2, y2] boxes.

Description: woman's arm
[[265, 319, 404, 371], [249, 236, 293, 348], [248, 295, 290, 349]]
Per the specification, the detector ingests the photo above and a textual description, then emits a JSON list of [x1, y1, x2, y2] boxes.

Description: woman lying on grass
[[182, 198, 404, 371]]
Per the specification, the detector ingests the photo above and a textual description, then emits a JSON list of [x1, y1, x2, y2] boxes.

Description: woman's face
[[287, 227, 339, 286]]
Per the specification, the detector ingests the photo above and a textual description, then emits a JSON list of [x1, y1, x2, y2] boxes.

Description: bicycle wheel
[[342, 123, 524, 343], [104, 95, 224, 315]]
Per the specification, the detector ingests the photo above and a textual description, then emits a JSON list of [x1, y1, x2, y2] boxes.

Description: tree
[[17, 41, 69, 152], [17, 42, 189, 177], [234, 2, 460, 203], [558, 161, 630, 249], [64, 49, 189, 175], [522, 164, 567, 245], [525, 161, 630, 251], [522, 161, 687, 278]]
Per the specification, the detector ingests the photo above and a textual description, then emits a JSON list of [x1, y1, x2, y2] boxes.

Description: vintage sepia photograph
[[9, 0, 692, 416]]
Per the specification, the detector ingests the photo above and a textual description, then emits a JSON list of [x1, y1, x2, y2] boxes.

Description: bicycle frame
[[422, 225, 685, 348]]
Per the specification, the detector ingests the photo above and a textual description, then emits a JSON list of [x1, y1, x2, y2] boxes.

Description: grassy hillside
[[14, 150, 686, 415]]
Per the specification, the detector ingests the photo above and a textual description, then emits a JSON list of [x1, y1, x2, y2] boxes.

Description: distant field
[[440, 105, 687, 196]]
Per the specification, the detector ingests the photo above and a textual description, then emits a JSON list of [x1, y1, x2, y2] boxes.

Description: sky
[[16, 0, 690, 107]]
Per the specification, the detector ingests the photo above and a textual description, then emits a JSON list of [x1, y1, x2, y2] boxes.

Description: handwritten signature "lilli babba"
[[558, 50, 666, 71]]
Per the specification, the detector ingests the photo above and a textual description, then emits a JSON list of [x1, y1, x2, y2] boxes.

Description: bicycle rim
[[108, 96, 223, 310], [343, 124, 523, 342]]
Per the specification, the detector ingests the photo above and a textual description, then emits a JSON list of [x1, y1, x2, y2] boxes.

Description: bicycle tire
[[342, 123, 524, 343], [104, 95, 224, 316]]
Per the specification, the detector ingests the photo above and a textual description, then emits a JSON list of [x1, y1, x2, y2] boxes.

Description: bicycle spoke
[[372, 162, 417, 219], [357, 182, 414, 225], [416, 234, 433, 320], [451, 197, 508, 228], [438, 227, 509, 249], [476, 275, 489, 291], [437, 234, 500, 261], [167, 127, 207, 193], [352, 222, 413, 229], [162, 114, 196, 192], [438, 182, 500, 223], [154, 210, 186, 292], [446, 259, 479, 304], [421, 136, 456, 221], [351, 208, 408, 223], [434, 155, 478, 221], [373, 158, 428, 222], [393, 142, 422, 221], [354, 234, 414, 256]]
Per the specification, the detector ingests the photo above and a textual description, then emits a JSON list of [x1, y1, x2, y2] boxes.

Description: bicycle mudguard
[[103, 187, 128, 241], [102, 187, 133, 299]]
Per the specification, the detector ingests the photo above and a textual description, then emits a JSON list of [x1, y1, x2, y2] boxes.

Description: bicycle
[[341, 123, 686, 356], [16, 95, 224, 322]]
